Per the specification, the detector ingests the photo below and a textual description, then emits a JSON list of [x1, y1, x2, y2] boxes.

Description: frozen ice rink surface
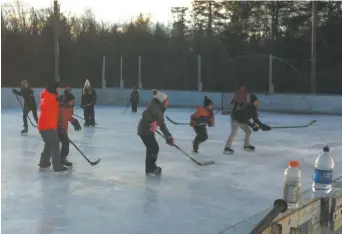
[[2, 106, 342, 234]]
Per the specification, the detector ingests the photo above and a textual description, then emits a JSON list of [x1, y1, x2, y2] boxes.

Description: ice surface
[[2, 106, 342, 234]]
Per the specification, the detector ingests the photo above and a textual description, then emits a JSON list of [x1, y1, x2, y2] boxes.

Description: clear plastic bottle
[[282, 160, 301, 209], [312, 145, 334, 196]]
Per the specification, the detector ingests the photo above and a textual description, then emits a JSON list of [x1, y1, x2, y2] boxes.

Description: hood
[[84, 79, 91, 88], [152, 89, 168, 103], [41, 88, 58, 100]]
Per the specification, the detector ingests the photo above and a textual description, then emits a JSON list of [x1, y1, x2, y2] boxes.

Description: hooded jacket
[[38, 89, 60, 131], [59, 92, 77, 131], [137, 90, 171, 137]]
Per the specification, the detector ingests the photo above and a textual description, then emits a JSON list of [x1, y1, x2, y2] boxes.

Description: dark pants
[[193, 125, 208, 151], [131, 102, 138, 112], [58, 130, 70, 159], [84, 105, 95, 124], [23, 104, 38, 126], [39, 130, 64, 171], [140, 134, 159, 174]]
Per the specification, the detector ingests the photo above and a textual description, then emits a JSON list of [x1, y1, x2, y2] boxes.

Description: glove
[[190, 120, 196, 127], [58, 125, 66, 135], [166, 135, 174, 146], [251, 123, 259, 132], [261, 124, 271, 131], [12, 88, 16, 94], [71, 119, 82, 131]]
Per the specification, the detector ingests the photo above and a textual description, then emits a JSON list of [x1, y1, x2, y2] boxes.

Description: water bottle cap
[[289, 160, 299, 167], [323, 146, 330, 152]]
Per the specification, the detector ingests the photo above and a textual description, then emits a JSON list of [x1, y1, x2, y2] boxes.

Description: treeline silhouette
[[1, 1, 342, 93]]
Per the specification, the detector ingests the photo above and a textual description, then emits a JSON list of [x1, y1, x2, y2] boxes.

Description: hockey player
[[12, 80, 38, 134], [130, 87, 139, 112], [231, 85, 248, 112], [38, 80, 68, 172], [190, 96, 215, 153], [81, 79, 97, 126], [58, 86, 82, 167], [224, 94, 271, 154], [137, 89, 174, 176]]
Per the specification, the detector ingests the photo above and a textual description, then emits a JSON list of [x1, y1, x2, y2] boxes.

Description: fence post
[[268, 54, 273, 94], [120, 56, 124, 89], [197, 54, 202, 91], [102, 55, 106, 88], [138, 55, 142, 89]]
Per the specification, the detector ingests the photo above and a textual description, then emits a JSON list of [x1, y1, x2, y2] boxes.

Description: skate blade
[[223, 151, 234, 155], [244, 149, 255, 152]]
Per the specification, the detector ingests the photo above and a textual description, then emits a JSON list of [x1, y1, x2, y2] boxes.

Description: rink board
[[221, 178, 342, 234]]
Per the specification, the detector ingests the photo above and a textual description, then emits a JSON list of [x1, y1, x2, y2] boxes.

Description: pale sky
[[2, 0, 193, 24]]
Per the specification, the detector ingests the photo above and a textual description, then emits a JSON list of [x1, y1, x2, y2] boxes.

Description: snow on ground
[[2, 106, 341, 234]]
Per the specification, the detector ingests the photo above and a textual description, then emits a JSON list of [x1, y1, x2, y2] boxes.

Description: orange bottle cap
[[289, 160, 299, 167]]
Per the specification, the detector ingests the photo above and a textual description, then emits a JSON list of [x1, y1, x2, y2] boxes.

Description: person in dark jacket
[[81, 79, 97, 126], [224, 94, 271, 154], [190, 96, 215, 153], [58, 86, 81, 167], [12, 80, 38, 134], [137, 89, 174, 176], [130, 87, 139, 112]]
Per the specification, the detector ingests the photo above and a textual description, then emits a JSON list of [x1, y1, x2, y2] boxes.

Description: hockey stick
[[166, 116, 206, 126], [271, 120, 316, 129], [73, 113, 98, 125], [121, 105, 129, 114], [74, 103, 93, 111], [214, 109, 221, 114], [155, 130, 215, 166], [14, 94, 37, 127], [69, 138, 100, 166]]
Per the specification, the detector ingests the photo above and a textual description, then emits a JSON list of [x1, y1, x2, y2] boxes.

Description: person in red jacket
[[58, 86, 81, 167], [38, 80, 68, 172], [190, 96, 215, 153]]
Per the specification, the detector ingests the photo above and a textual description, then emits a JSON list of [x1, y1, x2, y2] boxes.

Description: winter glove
[[71, 119, 82, 131], [250, 123, 259, 132], [190, 120, 196, 127], [12, 88, 17, 94], [166, 135, 174, 146], [260, 124, 271, 131], [58, 125, 66, 135]]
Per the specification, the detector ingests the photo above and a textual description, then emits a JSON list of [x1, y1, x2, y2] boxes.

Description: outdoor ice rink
[[2, 106, 342, 234]]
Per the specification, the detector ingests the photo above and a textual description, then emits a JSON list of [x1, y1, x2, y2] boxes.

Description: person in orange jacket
[[38, 80, 67, 172], [58, 86, 81, 167], [190, 96, 215, 153]]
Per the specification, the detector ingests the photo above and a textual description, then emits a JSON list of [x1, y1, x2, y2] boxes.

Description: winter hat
[[84, 79, 91, 87], [152, 89, 168, 103], [65, 85, 72, 92], [250, 94, 258, 103], [203, 96, 213, 107], [46, 79, 59, 94], [21, 80, 27, 86]]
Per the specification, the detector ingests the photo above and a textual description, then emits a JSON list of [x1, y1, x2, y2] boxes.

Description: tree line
[[1, 1, 342, 93]]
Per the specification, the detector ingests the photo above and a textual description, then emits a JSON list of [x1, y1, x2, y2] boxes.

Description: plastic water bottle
[[312, 145, 334, 196], [282, 160, 301, 209]]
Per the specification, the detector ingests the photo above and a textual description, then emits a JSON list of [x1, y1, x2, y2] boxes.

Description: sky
[[1, 0, 193, 24]]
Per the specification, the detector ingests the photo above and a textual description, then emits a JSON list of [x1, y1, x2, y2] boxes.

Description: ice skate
[[90, 119, 95, 127], [84, 120, 90, 127], [223, 147, 234, 154], [21, 125, 28, 134], [61, 158, 73, 167], [244, 145, 255, 151], [54, 166, 69, 173], [38, 162, 51, 170], [146, 167, 162, 176]]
